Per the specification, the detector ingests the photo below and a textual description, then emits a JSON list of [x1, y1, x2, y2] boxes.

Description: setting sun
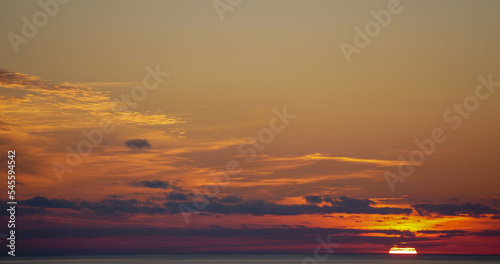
[[389, 245, 418, 255]]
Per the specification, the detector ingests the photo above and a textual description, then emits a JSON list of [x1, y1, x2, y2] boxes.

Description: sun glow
[[389, 245, 418, 255]]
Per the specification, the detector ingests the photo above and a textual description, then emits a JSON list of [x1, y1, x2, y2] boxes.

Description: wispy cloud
[[300, 153, 407, 167], [0, 69, 183, 133]]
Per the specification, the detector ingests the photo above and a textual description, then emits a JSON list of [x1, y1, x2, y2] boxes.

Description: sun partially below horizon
[[389, 245, 418, 255]]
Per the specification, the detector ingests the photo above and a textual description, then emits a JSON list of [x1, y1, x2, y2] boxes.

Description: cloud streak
[[15, 195, 412, 216], [301, 153, 408, 167], [412, 203, 500, 217]]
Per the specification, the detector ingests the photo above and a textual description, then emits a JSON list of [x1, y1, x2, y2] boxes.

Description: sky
[[1, 0, 500, 255]]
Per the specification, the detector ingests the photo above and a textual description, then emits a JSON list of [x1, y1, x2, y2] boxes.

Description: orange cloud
[[301, 153, 409, 167]]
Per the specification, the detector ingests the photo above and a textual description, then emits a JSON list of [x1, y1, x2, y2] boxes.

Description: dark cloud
[[219, 195, 243, 203], [81, 199, 142, 215], [302, 195, 405, 214], [17, 195, 412, 217], [15, 197, 165, 216], [304, 195, 323, 204], [330, 196, 375, 207], [412, 203, 500, 217], [18, 196, 172, 216], [125, 139, 151, 150], [417, 230, 468, 238], [185, 197, 411, 216], [128, 180, 169, 189], [23, 196, 80, 210], [167, 192, 187, 201], [473, 230, 500, 237], [401, 230, 415, 237], [17, 226, 428, 240], [316, 196, 408, 215]]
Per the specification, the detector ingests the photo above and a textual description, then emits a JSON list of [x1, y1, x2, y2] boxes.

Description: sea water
[[0, 254, 499, 264]]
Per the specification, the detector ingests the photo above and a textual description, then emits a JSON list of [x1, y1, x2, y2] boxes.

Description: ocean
[[0, 254, 499, 264]]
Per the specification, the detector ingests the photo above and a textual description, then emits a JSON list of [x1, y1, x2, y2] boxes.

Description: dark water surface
[[0, 254, 499, 264]]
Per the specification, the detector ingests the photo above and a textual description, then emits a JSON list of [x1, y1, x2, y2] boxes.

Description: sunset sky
[[1, 0, 500, 255]]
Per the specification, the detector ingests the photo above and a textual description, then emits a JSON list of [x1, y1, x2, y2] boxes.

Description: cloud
[[128, 180, 169, 189], [167, 192, 187, 201], [219, 195, 243, 203], [17, 195, 411, 216], [417, 230, 468, 238], [413, 229, 500, 240], [181, 196, 411, 216], [304, 195, 394, 214], [412, 203, 500, 217], [17, 226, 429, 240], [473, 230, 500, 237], [0, 69, 48, 89], [23, 196, 80, 210], [81, 199, 142, 215], [401, 230, 415, 237], [125, 139, 151, 150], [329, 196, 375, 207], [0, 69, 183, 135], [304, 195, 323, 204], [300, 153, 408, 167]]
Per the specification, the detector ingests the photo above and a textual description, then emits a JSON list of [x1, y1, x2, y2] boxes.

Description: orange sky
[[1, 0, 500, 255]]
